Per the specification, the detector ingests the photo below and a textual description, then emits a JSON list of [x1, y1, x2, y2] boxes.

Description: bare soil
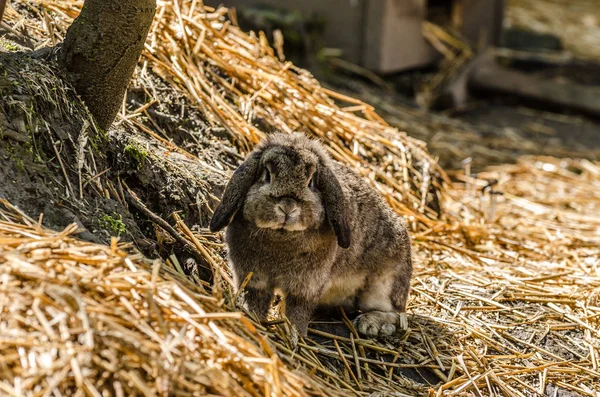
[[0, 50, 229, 277]]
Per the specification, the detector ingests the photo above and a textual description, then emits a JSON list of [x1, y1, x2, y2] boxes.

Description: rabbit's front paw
[[354, 311, 404, 338], [398, 312, 408, 331]]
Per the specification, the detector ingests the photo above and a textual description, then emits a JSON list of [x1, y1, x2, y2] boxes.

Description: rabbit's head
[[210, 133, 351, 248]]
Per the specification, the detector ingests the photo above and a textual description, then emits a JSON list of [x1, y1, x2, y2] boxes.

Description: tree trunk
[[58, 0, 156, 130], [0, 0, 6, 25]]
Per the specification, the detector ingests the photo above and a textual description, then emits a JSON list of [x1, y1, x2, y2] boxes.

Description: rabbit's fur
[[210, 133, 412, 337]]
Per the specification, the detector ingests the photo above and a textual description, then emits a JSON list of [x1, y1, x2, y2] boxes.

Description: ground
[[0, 50, 229, 280], [328, 59, 600, 172], [1, 1, 600, 396]]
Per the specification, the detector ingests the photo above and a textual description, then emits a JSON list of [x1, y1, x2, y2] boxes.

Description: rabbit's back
[[330, 161, 411, 274], [311, 161, 411, 311]]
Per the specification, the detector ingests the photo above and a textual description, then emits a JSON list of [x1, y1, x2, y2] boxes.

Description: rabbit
[[210, 132, 412, 338]]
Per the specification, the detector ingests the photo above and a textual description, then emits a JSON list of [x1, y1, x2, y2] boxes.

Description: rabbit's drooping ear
[[210, 152, 261, 232], [318, 166, 351, 249]]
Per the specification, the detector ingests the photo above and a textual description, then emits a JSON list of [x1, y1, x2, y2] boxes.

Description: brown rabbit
[[210, 133, 412, 337]]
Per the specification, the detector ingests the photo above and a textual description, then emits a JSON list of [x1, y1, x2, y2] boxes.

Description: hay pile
[[414, 157, 600, 395], [2, 1, 600, 396], [2, 157, 599, 396], [0, 201, 337, 396], [4, 0, 445, 224]]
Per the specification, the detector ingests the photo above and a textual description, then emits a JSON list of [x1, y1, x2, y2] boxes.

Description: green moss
[[6, 144, 29, 173], [124, 143, 148, 170], [97, 125, 108, 139], [99, 213, 126, 237], [88, 124, 107, 156], [14, 157, 25, 172], [2, 42, 20, 52]]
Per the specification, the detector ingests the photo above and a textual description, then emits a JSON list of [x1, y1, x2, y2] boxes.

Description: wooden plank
[[471, 62, 600, 117]]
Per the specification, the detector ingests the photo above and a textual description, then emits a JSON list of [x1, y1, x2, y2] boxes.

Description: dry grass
[[5, 0, 446, 225], [0, 200, 335, 396], [1, 1, 600, 396]]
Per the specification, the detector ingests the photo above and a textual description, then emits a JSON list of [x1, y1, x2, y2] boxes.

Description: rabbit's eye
[[263, 169, 271, 184], [307, 176, 315, 189]]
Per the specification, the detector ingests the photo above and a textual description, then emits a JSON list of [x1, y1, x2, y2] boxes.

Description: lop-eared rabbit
[[210, 133, 412, 337]]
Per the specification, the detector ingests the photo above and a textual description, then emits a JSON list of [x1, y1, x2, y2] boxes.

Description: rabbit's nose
[[276, 199, 299, 217]]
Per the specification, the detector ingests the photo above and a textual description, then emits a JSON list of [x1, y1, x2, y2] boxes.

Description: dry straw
[[2, 1, 600, 396], [0, 200, 333, 396], [10, 0, 447, 225]]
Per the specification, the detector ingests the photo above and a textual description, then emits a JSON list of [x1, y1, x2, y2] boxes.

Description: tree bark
[[58, 0, 156, 130], [0, 0, 6, 25]]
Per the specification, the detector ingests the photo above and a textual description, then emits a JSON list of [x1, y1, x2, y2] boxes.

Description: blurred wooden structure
[[207, 0, 504, 73]]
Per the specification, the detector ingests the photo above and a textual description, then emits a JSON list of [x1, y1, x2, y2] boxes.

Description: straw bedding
[[1, 1, 600, 396], [2, 157, 598, 396], [3, 0, 446, 224], [0, 201, 318, 396]]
